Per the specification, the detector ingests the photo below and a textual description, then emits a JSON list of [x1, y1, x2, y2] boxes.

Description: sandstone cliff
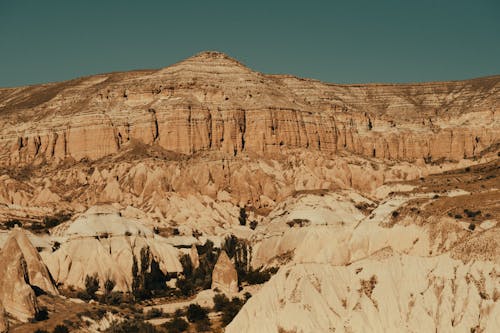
[[0, 51, 498, 166]]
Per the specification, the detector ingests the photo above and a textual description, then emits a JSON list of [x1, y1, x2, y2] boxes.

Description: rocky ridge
[[0, 51, 498, 166]]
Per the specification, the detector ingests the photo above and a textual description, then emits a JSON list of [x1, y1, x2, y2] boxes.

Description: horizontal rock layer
[[0, 52, 498, 165]]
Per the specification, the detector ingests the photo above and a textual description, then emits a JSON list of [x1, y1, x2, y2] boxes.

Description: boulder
[[211, 250, 238, 295]]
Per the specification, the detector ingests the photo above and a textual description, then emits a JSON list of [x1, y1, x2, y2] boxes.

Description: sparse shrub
[[391, 211, 399, 218], [52, 241, 61, 252], [250, 220, 258, 230], [5, 219, 22, 229], [468, 223, 476, 231], [213, 293, 230, 311], [43, 212, 72, 229], [106, 318, 159, 333], [244, 267, 278, 285], [104, 278, 115, 294], [464, 209, 481, 218], [35, 307, 49, 321], [455, 214, 463, 219], [132, 246, 169, 300], [34, 330, 49, 333], [53, 325, 69, 333], [221, 297, 244, 326], [186, 304, 208, 323], [239, 207, 247, 226], [176, 277, 195, 297], [465, 167, 471, 172], [164, 315, 189, 333], [85, 274, 100, 299], [124, 231, 132, 236], [145, 307, 164, 319], [195, 318, 212, 331]]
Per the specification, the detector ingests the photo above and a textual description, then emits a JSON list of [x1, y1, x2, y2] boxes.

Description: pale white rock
[[42, 206, 182, 292], [227, 256, 500, 333]]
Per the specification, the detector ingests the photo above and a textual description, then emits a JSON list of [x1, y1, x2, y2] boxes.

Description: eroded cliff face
[[0, 51, 498, 166]]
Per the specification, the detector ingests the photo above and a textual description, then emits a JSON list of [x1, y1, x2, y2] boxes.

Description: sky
[[0, 0, 499, 87]]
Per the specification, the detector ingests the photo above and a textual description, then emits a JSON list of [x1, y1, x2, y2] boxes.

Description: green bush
[[5, 219, 22, 229], [195, 318, 212, 332], [104, 278, 115, 294], [85, 274, 100, 298], [106, 318, 160, 333], [145, 307, 164, 319], [164, 316, 189, 333], [35, 307, 49, 321], [186, 304, 208, 323], [239, 207, 247, 226], [221, 297, 244, 326], [53, 325, 69, 333], [44, 213, 72, 229], [213, 293, 230, 311]]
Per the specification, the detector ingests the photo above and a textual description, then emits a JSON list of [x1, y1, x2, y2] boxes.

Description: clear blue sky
[[0, 0, 499, 87]]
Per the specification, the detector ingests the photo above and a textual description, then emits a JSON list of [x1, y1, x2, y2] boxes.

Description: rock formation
[[0, 51, 498, 332], [0, 228, 57, 322], [227, 257, 500, 333], [41, 206, 182, 292], [189, 244, 200, 270], [211, 250, 238, 295], [0, 302, 8, 333], [0, 51, 498, 167]]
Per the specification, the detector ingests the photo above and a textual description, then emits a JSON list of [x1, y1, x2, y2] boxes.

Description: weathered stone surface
[[0, 51, 498, 166], [41, 206, 182, 292], [0, 231, 39, 322], [0, 302, 8, 333], [189, 244, 200, 270], [211, 250, 238, 295], [7, 228, 58, 295]]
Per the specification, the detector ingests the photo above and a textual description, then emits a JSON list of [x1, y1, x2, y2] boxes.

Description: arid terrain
[[0, 51, 499, 333]]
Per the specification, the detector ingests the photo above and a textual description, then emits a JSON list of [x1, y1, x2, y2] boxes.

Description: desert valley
[[0, 51, 499, 332]]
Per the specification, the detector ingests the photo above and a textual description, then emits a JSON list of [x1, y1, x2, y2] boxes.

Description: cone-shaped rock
[[0, 234, 39, 322], [8, 228, 58, 295], [211, 250, 238, 295]]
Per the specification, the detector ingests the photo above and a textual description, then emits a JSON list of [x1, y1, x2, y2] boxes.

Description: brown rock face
[[0, 51, 498, 166], [7, 229, 59, 295], [211, 250, 238, 295], [0, 228, 58, 323], [0, 232, 39, 322], [0, 302, 8, 333]]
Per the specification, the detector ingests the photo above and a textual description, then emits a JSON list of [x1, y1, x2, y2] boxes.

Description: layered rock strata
[[0, 52, 498, 166]]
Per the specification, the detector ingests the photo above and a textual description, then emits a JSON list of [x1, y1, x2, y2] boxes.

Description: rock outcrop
[[227, 257, 500, 333], [0, 302, 8, 333], [189, 244, 200, 270], [0, 228, 57, 322], [41, 206, 182, 292], [211, 250, 238, 295], [0, 51, 498, 166]]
